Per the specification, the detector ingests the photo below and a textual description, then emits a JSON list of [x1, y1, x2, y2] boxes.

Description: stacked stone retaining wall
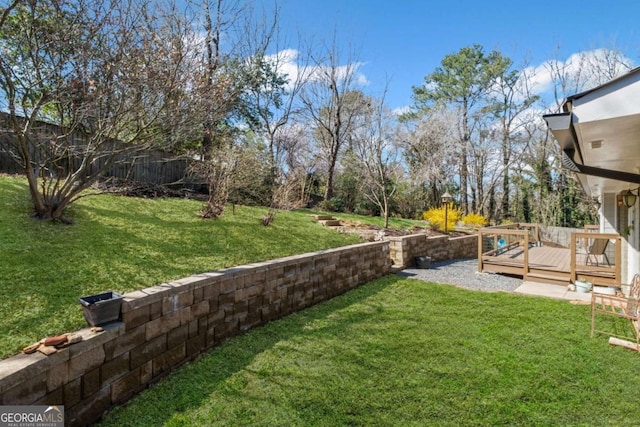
[[0, 241, 391, 426], [387, 233, 478, 268]]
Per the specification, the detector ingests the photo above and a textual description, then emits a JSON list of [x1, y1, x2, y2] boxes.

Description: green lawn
[[0, 176, 362, 359], [97, 276, 640, 426]]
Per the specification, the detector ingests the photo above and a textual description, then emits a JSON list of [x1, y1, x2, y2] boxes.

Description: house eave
[[544, 111, 640, 189]]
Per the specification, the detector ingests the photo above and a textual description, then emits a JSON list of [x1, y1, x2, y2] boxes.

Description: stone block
[[198, 316, 208, 333], [152, 344, 185, 377], [149, 300, 163, 320], [0, 352, 57, 393], [140, 360, 153, 386], [111, 368, 141, 405], [219, 291, 235, 307], [186, 333, 206, 359], [233, 300, 248, 317], [68, 345, 105, 381], [167, 324, 189, 349], [283, 264, 297, 278], [188, 319, 200, 339], [100, 352, 130, 386], [165, 310, 183, 331], [146, 311, 180, 341], [202, 283, 219, 300], [130, 335, 166, 370], [260, 304, 279, 322], [219, 278, 238, 294], [46, 360, 69, 392], [66, 386, 111, 427], [240, 312, 261, 332], [81, 367, 101, 399], [193, 286, 204, 304], [207, 309, 224, 329], [1, 372, 46, 405], [104, 325, 146, 361], [34, 387, 63, 406], [178, 307, 193, 325], [244, 270, 266, 288], [205, 326, 215, 348], [64, 377, 81, 408], [176, 290, 194, 308], [214, 320, 238, 343], [122, 305, 150, 331]]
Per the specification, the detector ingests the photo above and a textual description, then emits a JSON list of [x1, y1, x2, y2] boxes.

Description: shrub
[[462, 212, 488, 227], [423, 204, 461, 232], [317, 197, 345, 213]]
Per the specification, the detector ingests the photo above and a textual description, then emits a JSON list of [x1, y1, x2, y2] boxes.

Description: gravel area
[[397, 258, 523, 292]]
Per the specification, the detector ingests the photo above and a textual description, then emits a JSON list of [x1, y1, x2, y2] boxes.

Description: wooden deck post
[[570, 232, 577, 283], [478, 228, 484, 273], [615, 235, 621, 284], [523, 229, 529, 281]]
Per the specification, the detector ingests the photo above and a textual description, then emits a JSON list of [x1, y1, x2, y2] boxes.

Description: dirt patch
[[93, 178, 207, 200], [333, 219, 466, 241]]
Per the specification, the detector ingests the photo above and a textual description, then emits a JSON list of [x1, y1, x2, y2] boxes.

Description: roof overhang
[[543, 67, 640, 196]]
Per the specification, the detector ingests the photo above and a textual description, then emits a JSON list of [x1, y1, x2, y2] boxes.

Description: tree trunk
[[501, 135, 510, 220], [324, 167, 334, 200], [460, 143, 468, 215], [324, 147, 339, 201]]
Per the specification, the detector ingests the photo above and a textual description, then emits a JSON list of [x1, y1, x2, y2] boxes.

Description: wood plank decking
[[481, 246, 616, 286]]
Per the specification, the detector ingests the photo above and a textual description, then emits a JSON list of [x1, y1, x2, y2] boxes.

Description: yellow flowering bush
[[423, 204, 461, 232], [461, 212, 488, 227]]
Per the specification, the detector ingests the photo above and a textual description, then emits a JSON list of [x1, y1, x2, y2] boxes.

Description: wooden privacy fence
[[0, 112, 192, 186]]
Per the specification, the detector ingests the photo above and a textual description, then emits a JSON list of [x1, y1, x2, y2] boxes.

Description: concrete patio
[[515, 281, 592, 303]]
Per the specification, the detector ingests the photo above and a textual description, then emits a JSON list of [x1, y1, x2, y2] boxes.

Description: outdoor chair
[[585, 237, 611, 267], [591, 273, 640, 350]]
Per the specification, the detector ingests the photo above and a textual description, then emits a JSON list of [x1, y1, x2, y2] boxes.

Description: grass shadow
[[97, 277, 640, 426], [97, 275, 403, 426]]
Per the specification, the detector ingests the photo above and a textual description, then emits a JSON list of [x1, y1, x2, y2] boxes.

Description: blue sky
[[268, 0, 640, 110]]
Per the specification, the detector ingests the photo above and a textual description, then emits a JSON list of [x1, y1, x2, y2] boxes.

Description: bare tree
[[401, 104, 457, 206], [0, 0, 187, 221], [351, 91, 401, 228], [488, 60, 540, 221], [237, 8, 313, 223], [193, 0, 290, 219], [299, 36, 366, 201]]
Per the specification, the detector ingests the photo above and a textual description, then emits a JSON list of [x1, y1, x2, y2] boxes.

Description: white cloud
[[266, 49, 370, 90], [392, 105, 411, 116], [524, 48, 635, 101], [264, 49, 301, 91]]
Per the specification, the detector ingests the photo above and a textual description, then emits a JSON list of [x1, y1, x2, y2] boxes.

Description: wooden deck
[[481, 245, 617, 286], [478, 224, 621, 286]]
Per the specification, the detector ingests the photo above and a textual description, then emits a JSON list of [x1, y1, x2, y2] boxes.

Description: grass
[[97, 276, 640, 426], [0, 175, 362, 359]]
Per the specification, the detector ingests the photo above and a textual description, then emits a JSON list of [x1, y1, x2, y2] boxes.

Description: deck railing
[[478, 223, 621, 286], [570, 231, 621, 285], [477, 223, 540, 280]]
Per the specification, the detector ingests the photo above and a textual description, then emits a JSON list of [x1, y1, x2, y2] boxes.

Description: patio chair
[[585, 238, 611, 267], [591, 273, 640, 350]]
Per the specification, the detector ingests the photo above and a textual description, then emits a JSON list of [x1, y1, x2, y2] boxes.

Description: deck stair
[[526, 270, 571, 286]]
